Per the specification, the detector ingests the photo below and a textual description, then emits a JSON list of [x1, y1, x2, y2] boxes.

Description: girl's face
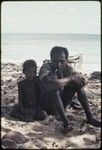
[[24, 67, 37, 80]]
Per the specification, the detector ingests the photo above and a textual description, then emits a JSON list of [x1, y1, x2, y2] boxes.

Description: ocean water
[[1, 33, 101, 74]]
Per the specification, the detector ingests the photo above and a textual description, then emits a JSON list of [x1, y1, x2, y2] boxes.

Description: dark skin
[[18, 67, 41, 116], [10, 65, 46, 121], [41, 52, 101, 132], [43, 53, 85, 92]]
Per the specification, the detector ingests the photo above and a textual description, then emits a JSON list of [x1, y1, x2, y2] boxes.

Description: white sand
[[1, 63, 101, 149]]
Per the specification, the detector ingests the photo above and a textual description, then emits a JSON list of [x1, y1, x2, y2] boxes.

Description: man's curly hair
[[50, 46, 69, 59]]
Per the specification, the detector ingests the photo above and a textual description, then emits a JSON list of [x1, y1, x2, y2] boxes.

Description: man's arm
[[41, 75, 73, 132], [39, 64, 72, 91], [42, 73, 85, 92], [41, 74, 72, 92], [39, 63, 85, 92]]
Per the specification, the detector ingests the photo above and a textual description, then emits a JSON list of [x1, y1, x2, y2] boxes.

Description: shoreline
[[1, 61, 101, 76]]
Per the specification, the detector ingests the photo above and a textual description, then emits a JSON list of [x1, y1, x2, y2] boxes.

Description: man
[[39, 46, 101, 133]]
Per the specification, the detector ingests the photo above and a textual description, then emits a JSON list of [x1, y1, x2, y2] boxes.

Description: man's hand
[[70, 74, 86, 88]]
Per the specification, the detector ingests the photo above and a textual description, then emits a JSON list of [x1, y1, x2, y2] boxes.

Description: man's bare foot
[[62, 124, 73, 134]]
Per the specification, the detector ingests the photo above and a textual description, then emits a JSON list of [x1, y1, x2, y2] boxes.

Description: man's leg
[[60, 84, 101, 127], [61, 86, 77, 109], [40, 91, 73, 131], [50, 91, 73, 132], [77, 88, 101, 127], [40, 92, 57, 115]]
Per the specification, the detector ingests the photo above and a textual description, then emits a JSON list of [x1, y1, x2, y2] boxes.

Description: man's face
[[51, 52, 68, 70], [24, 67, 36, 80]]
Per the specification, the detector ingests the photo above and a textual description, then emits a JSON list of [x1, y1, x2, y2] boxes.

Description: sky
[[1, 1, 101, 34]]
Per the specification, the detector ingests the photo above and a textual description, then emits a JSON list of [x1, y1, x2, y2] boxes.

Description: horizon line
[[2, 32, 100, 35]]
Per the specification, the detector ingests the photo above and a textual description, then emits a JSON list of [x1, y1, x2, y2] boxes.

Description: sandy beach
[[1, 63, 101, 149]]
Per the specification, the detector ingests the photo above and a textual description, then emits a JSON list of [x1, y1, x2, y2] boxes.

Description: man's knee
[[77, 87, 85, 93], [77, 88, 86, 98]]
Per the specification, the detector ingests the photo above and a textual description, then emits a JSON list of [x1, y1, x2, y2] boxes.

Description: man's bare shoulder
[[40, 62, 51, 70], [39, 62, 51, 80]]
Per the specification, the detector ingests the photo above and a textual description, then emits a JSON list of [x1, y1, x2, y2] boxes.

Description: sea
[[1, 33, 101, 74]]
